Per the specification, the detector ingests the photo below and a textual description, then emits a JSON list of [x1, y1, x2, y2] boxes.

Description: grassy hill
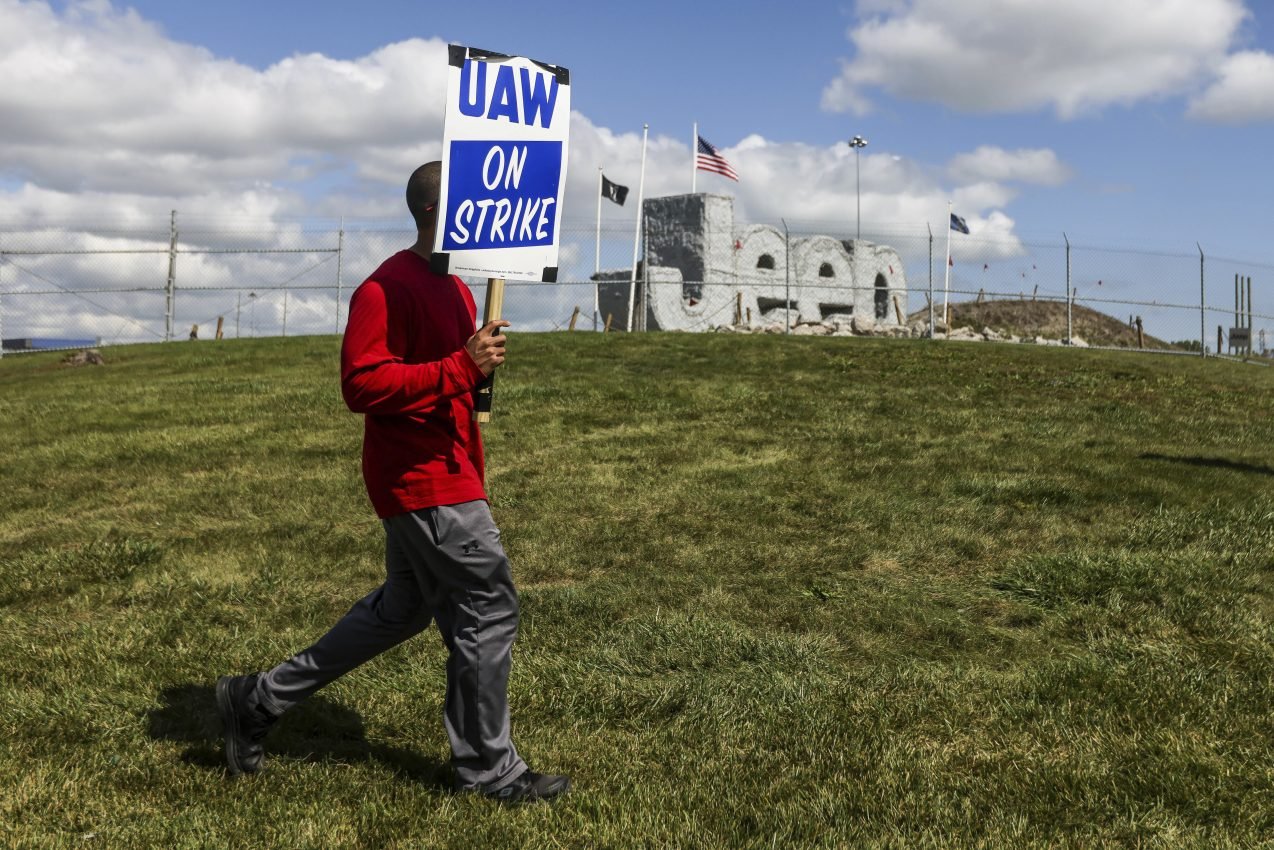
[[916, 298, 1177, 348], [1, 334, 1272, 847]]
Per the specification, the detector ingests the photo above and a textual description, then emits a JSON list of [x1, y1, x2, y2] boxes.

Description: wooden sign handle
[[473, 277, 505, 423]]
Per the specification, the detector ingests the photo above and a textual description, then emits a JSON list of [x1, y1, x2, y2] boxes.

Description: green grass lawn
[[1, 333, 1271, 848]]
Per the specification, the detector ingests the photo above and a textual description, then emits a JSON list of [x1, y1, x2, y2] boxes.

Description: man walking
[[217, 161, 569, 804]]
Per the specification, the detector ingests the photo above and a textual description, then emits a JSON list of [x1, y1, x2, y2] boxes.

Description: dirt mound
[[912, 299, 1177, 349]]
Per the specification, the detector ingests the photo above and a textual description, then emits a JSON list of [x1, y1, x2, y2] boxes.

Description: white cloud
[[952, 181, 1018, 213], [0, 183, 301, 237], [0, 0, 449, 196], [1187, 50, 1274, 123], [823, 0, 1249, 118], [561, 134, 1032, 264], [722, 135, 943, 226], [947, 147, 1072, 187]]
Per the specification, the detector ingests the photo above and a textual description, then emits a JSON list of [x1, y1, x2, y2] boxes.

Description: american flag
[[696, 135, 739, 182]]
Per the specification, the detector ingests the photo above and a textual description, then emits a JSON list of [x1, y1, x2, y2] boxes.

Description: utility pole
[[335, 219, 345, 334], [165, 210, 177, 342], [1065, 233, 1072, 345], [848, 135, 868, 240], [1198, 244, 1206, 358]]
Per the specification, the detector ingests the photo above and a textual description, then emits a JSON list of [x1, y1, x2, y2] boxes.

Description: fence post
[[928, 224, 935, 337], [1234, 273, 1239, 346], [1064, 233, 1072, 345], [165, 210, 177, 342], [335, 218, 345, 334], [1198, 244, 1206, 357], [282, 283, 289, 338], [0, 233, 5, 360], [1248, 276, 1254, 356]]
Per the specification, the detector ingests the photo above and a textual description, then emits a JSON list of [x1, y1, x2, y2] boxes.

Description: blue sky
[[2, 0, 1273, 341]]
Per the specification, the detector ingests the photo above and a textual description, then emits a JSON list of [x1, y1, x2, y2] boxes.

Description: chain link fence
[[594, 210, 1272, 358], [2, 210, 1270, 359]]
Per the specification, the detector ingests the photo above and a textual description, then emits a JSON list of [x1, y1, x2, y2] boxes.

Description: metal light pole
[[848, 135, 868, 240]]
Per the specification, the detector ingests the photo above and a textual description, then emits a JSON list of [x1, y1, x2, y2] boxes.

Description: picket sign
[[431, 46, 571, 283]]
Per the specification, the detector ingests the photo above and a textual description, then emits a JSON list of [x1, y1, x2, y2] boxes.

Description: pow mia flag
[[601, 174, 628, 206]]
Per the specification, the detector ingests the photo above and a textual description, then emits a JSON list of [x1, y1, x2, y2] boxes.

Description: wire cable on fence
[[188, 253, 339, 333], [0, 255, 164, 341]]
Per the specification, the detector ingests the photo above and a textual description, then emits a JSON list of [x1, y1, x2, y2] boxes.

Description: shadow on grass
[[146, 684, 452, 790], [1138, 452, 1274, 477]]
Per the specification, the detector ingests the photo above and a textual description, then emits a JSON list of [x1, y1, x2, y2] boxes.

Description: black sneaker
[[484, 771, 571, 804], [216, 673, 277, 776]]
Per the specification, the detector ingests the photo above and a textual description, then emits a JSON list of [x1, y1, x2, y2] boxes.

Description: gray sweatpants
[[254, 499, 527, 792]]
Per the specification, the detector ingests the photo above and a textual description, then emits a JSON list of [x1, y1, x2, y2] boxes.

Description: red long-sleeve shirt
[[340, 250, 489, 518]]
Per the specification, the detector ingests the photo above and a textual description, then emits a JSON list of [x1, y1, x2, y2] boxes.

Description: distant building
[[596, 193, 907, 331], [2, 337, 100, 352]]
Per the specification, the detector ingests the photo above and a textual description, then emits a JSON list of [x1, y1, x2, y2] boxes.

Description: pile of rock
[[713, 315, 1087, 347], [940, 326, 1089, 346], [714, 311, 929, 339], [61, 349, 105, 366]]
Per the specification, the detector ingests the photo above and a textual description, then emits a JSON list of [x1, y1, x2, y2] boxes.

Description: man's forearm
[[342, 348, 486, 415]]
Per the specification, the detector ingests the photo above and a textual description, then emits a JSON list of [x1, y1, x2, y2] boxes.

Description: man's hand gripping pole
[[472, 278, 506, 423]]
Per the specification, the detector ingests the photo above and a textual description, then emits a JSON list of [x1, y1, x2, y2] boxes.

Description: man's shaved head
[[406, 161, 442, 231]]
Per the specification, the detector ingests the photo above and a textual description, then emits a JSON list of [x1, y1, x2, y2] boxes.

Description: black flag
[[601, 174, 628, 206]]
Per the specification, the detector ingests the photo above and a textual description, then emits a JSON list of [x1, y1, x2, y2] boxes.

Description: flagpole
[[628, 123, 648, 333], [691, 122, 697, 194], [595, 167, 602, 277], [944, 200, 952, 327], [595, 166, 603, 331]]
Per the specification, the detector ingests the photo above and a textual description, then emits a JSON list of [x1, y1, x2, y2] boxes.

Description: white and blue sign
[[433, 46, 571, 282]]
